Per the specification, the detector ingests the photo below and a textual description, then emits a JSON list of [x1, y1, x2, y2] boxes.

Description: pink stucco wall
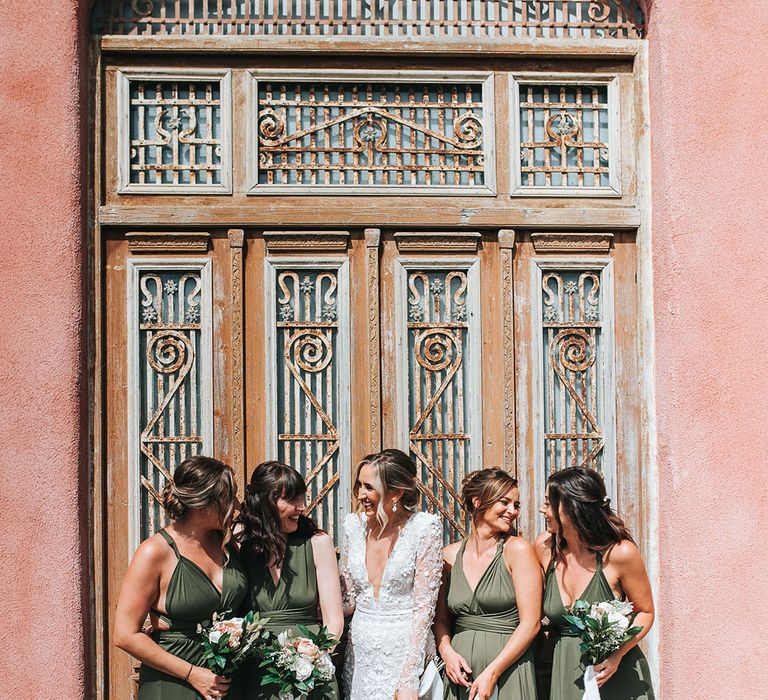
[[647, 0, 768, 697], [0, 2, 88, 698]]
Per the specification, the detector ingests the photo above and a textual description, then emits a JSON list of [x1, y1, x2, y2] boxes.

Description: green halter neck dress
[[445, 538, 538, 700], [138, 529, 249, 699], [239, 531, 339, 699], [543, 551, 655, 700]]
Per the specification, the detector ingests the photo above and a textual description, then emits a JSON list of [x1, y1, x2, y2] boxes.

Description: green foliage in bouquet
[[259, 625, 338, 699], [563, 599, 643, 665], [198, 610, 271, 676]]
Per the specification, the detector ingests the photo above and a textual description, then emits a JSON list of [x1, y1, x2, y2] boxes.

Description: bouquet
[[563, 599, 643, 700], [259, 625, 338, 700], [197, 610, 270, 676]]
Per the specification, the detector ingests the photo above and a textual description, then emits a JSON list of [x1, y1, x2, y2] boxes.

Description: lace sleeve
[[397, 515, 443, 691], [339, 514, 357, 615]]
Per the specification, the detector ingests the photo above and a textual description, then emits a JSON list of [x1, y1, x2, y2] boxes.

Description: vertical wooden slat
[[229, 229, 245, 477], [499, 230, 516, 473]]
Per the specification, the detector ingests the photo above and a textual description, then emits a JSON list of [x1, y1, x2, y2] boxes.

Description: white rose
[[277, 630, 290, 647], [209, 630, 223, 644], [595, 601, 613, 617], [608, 612, 630, 630], [292, 656, 314, 681]]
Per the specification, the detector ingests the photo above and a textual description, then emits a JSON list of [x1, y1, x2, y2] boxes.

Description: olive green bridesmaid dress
[[445, 538, 538, 700], [138, 529, 249, 699], [239, 531, 339, 700], [543, 552, 655, 700]]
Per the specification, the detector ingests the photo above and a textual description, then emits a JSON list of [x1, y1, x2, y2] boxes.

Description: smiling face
[[477, 486, 520, 533], [355, 462, 382, 518], [275, 493, 306, 534], [539, 488, 559, 534]]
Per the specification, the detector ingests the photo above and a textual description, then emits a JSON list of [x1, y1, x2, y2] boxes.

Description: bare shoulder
[[604, 539, 642, 567], [134, 533, 172, 564], [311, 530, 336, 554], [443, 540, 461, 566], [533, 532, 553, 567], [502, 535, 537, 568]]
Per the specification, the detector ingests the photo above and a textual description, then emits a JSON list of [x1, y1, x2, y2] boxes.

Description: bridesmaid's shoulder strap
[[158, 529, 181, 558], [596, 550, 604, 567]]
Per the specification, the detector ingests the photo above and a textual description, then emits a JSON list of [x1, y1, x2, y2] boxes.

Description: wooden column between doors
[[499, 229, 517, 475], [229, 229, 245, 484], [365, 228, 381, 452]]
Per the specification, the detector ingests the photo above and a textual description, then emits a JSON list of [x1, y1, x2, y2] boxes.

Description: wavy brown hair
[[547, 467, 633, 563], [160, 455, 237, 549], [461, 467, 519, 525], [236, 461, 319, 566]]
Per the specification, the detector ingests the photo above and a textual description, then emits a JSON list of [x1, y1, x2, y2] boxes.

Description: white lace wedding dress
[[340, 510, 443, 699]]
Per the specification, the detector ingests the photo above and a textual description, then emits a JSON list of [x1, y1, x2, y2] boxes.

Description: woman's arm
[[433, 544, 472, 689], [113, 536, 230, 697], [395, 516, 444, 700], [467, 538, 543, 700], [338, 516, 357, 617], [593, 540, 655, 688], [311, 532, 344, 641]]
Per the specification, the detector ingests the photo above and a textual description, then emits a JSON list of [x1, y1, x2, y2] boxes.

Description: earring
[[392, 499, 398, 513]]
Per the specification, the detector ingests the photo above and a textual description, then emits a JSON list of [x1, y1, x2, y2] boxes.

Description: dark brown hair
[[160, 455, 237, 547], [461, 467, 519, 523], [236, 461, 319, 565], [546, 467, 633, 562]]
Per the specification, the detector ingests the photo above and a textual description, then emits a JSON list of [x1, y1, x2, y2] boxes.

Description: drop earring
[[392, 499, 398, 513]]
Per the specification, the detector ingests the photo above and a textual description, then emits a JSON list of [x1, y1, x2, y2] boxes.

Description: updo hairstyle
[[161, 455, 237, 546], [354, 449, 420, 531], [546, 467, 633, 562], [461, 467, 519, 524]]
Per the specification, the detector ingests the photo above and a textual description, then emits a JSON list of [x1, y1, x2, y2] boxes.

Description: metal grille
[[275, 270, 341, 537], [127, 79, 222, 187], [255, 81, 486, 189], [541, 269, 604, 478], [138, 270, 206, 540], [407, 269, 473, 539], [94, 1, 644, 39], [519, 83, 610, 189]]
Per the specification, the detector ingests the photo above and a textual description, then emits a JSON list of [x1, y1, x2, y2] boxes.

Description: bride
[[340, 449, 443, 700]]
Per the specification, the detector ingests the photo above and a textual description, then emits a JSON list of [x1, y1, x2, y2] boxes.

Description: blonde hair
[[161, 455, 237, 548], [461, 468, 519, 524], [354, 449, 419, 533]]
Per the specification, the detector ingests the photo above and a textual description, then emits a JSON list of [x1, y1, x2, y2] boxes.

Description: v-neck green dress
[[138, 529, 249, 699], [543, 552, 655, 700], [240, 531, 339, 699], [445, 538, 538, 700]]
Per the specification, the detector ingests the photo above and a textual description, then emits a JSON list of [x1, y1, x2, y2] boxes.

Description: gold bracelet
[[184, 663, 193, 682]]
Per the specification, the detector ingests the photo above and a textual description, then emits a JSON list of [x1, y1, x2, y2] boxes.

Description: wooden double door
[[102, 227, 641, 696]]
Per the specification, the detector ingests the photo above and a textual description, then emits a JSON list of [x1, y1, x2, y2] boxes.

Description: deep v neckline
[[362, 512, 415, 601], [553, 556, 602, 609], [179, 554, 225, 596], [459, 538, 503, 597]]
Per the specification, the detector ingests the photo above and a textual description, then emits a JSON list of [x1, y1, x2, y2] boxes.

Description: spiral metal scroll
[[415, 329, 458, 373], [288, 329, 334, 373], [549, 328, 600, 430], [147, 330, 194, 374], [453, 113, 484, 149]]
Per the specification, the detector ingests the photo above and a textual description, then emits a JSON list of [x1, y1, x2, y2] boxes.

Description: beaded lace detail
[[340, 511, 443, 698]]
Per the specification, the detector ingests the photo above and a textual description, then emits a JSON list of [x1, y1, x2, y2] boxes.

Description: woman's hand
[[468, 666, 498, 700], [593, 651, 622, 688], [187, 666, 231, 698], [442, 647, 473, 687], [394, 686, 419, 700]]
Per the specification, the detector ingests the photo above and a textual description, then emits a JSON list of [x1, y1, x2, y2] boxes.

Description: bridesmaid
[[236, 461, 343, 699], [535, 467, 655, 700], [114, 455, 248, 700], [434, 468, 541, 700]]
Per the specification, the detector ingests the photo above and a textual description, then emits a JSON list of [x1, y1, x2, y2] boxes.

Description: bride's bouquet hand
[[593, 651, 621, 688], [442, 648, 472, 687]]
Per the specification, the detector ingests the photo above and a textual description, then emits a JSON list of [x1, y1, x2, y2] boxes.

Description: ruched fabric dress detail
[[543, 552, 655, 700], [239, 531, 339, 699], [138, 529, 249, 699], [445, 538, 537, 700]]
